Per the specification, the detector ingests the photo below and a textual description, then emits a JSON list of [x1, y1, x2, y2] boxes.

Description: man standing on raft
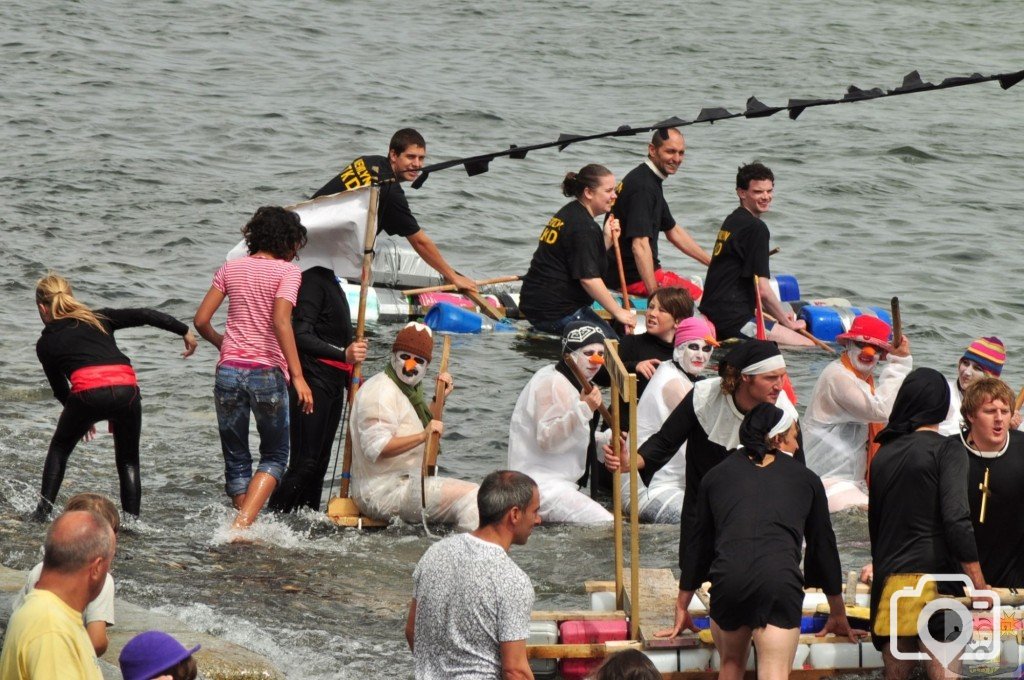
[[699, 162, 811, 344], [349, 322, 479, 530], [313, 128, 477, 293], [605, 128, 710, 299]]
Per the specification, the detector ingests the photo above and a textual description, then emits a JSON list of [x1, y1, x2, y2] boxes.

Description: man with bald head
[[605, 128, 711, 300], [1, 510, 115, 680]]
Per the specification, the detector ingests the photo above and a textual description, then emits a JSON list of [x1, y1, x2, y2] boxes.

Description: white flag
[[227, 185, 374, 280]]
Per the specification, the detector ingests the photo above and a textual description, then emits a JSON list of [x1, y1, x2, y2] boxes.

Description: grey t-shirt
[[412, 533, 534, 679]]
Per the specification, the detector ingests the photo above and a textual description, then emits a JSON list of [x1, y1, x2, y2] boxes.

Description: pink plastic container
[[558, 620, 628, 679]]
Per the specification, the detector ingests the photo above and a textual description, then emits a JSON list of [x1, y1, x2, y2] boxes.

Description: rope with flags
[[410, 67, 1023, 189]]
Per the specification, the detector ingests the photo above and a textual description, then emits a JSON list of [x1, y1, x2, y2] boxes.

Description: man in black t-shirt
[[606, 128, 710, 299], [699, 163, 810, 344], [313, 128, 476, 293]]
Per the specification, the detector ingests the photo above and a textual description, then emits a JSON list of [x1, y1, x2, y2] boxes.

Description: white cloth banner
[[226, 185, 373, 280]]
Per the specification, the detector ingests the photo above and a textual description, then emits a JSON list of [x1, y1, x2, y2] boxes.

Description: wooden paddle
[[402, 275, 520, 296], [422, 335, 452, 479], [763, 311, 836, 354], [563, 353, 613, 427], [612, 234, 631, 312], [338, 185, 380, 500], [1014, 387, 1024, 413], [890, 296, 902, 349]]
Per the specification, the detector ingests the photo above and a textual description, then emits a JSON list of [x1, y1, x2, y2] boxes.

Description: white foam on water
[[151, 601, 402, 679]]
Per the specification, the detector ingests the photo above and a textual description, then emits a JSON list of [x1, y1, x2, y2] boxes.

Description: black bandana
[[874, 367, 951, 445], [739, 402, 786, 462], [562, 321, 606, 355]]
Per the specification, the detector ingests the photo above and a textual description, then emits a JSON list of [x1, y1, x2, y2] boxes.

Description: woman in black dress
[[34, 273, 197, 519], [659, 403, 861, 680]]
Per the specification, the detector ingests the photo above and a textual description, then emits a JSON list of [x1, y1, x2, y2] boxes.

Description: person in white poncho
[[625, 316, 717, 523], [803, 315, 911, 513], [350, 322, 478, 531], [508, 321, 613, 523]]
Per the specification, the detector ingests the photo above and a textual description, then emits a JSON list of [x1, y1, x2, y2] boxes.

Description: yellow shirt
[[0, 589, 101, 680]]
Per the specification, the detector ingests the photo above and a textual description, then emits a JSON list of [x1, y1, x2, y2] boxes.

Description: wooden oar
[[612, 235, 631, 312], [422, 335, 452, 480], [768, 246, 781, 257], [1013, 387, 1024, 412], [402, 275, 520, 297], [891, 296, 902, 349], [762, 311, 836, 354], [338, 185, 380, 500], [563, 353, 613, 427]]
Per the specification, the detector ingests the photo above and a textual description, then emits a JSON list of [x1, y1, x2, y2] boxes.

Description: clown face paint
[[391, 351, 428, 386], [674, 340, 713, 376], [571, 343, 605, 381], [847, 342, 880, 374], [958, 358, 986, 391]]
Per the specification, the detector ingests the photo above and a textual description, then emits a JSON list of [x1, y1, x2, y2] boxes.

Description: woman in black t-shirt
[[519, 165, 637, 336]]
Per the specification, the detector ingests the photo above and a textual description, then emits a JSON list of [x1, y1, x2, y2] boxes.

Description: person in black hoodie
[[33, 273, 196, 519], [268, 266, 367, 513]]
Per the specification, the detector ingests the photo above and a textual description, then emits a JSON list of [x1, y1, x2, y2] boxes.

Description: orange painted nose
[[860, 346, 877, 357], [588, 354, 605, 366], [404, 357, 418, 372]]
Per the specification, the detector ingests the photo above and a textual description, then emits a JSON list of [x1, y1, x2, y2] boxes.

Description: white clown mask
[[674, 340, 713, 376], [958, 358, 986, 391], [391, 351, 429, 387], [570, 342, 606, 381], [846, 343, 881, 374]]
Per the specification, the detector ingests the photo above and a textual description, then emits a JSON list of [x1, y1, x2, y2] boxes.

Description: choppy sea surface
[[1, 1, 1022, 677]]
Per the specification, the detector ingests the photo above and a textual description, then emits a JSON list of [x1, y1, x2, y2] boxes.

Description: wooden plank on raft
[[526, 640, 642, 659], [530, 610, 626, 622], [627, 568, 682, 642], [584, 580, 616, 593]]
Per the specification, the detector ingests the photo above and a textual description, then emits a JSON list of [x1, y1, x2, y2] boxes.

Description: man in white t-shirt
[[406, 470, 540, 679]]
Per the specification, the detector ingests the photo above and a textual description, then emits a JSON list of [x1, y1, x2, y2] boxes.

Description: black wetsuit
[[683, 450, 842, 630], [35, 308, 189, 517], [269, 266, 354, 513], [964, 431, 1024, 587], [868, 431, 979, 650], [312, 155, 421, 238]]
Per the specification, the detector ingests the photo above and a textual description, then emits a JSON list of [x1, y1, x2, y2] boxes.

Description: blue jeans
[[529, 306, 618, 340], [214, 364, 289, 497]]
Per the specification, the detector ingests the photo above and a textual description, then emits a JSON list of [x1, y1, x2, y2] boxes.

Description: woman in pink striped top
[[194, 206, 314, 530]]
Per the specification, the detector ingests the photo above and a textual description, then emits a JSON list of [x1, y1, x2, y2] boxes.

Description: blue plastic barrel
[[798, 305, 894, 343], [774, 274, 801, 302], [424, 302, 483, 334]]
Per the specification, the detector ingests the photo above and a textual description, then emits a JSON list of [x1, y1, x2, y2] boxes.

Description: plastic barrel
[[774, 274, 801, 302], [799, 305, 894, 343], [424, 302, 483, 334]]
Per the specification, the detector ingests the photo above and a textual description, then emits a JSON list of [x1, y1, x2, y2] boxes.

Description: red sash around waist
[[318, 357, 353, 373], [69, 365, 138, 393]]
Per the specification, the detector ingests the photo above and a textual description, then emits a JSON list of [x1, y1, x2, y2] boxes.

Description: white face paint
[[674, 340, 713, 375], [391, 351, 429, 387], [958, 358, 985, 391], [846, 343, 880, 374], [571, 342, 605, 381]]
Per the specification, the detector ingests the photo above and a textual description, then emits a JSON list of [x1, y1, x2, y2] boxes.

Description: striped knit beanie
[[962, 336, 1005, 377]]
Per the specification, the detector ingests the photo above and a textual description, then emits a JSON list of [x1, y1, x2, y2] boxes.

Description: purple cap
[[118, 630, 200, 680]]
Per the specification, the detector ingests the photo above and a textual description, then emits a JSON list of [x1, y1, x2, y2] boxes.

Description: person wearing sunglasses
[[621, 316, 718, 523], [803, 315, 912, 512]]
